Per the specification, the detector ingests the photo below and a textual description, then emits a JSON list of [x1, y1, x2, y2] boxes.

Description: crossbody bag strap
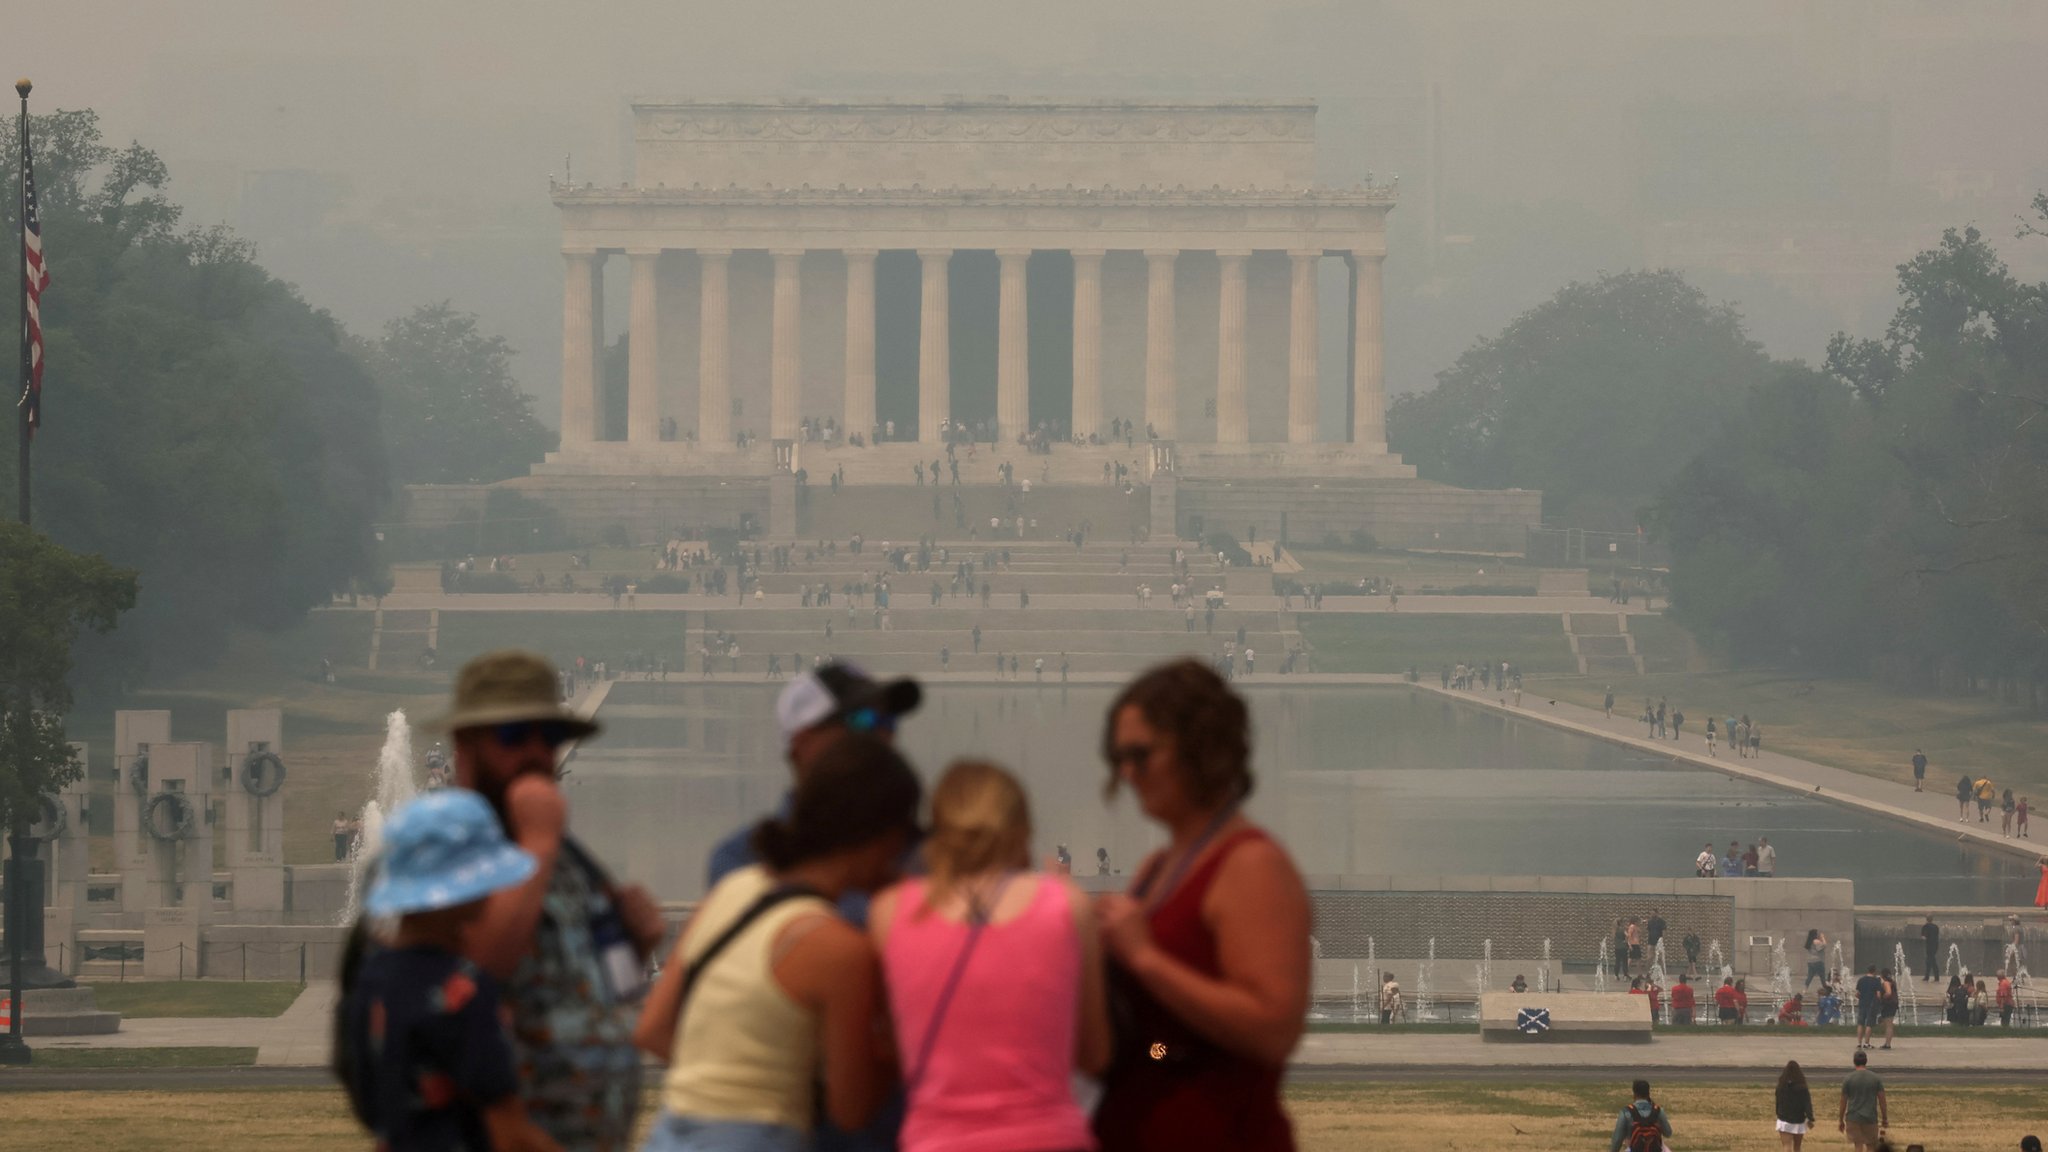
[[678, 885, 823, 1012], [905, 875, 1013, 1089]]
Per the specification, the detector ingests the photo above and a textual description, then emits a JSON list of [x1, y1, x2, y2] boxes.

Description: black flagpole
[[0, 76, 31, 1066]]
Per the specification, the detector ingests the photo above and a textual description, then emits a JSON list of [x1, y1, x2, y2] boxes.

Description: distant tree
[[1387, 270, 1774, 529], [0, 524, 136, 829], [366, 303, 555, 486], [1651, 365, 1889, 667], [2, 109, 387, 672]]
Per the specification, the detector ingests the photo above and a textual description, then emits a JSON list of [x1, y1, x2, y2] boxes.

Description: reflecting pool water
[[566, 682, 2034, 907]]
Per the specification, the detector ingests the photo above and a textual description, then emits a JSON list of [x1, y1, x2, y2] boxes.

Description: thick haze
[[21, 1, 2048, 424]]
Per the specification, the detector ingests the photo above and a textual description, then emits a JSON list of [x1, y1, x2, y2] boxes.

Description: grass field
[[1297, 614, 1580, 675], [3, 1081, 2038, 1151], [1526, 667, 2048, 798], [84, 982, 303, 1019]]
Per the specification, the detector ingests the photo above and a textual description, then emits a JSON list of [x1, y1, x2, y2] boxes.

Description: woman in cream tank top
[[634, 738, 923, 1152]]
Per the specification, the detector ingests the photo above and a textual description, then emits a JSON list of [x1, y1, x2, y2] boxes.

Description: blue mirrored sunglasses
[[843, 707, 896, 735], [491, 721, 578, 749]]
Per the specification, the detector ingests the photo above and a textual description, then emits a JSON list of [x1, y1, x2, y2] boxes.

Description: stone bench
[[1478, 991, 1652, 1044]]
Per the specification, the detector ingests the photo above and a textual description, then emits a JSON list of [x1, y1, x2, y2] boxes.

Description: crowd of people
[[337, 651, 1311, 1152]]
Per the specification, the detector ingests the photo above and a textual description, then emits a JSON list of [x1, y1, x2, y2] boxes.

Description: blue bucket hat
[[365, 789, 537, 918]]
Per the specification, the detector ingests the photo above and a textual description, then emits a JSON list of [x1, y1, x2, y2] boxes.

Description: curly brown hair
[[1101, 658, 1254, 808]]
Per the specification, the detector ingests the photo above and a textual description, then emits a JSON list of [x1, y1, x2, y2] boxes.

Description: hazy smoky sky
[[18, 1, 2048, 424]]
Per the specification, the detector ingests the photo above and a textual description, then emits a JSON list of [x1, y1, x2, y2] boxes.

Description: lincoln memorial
[[450, 97, 1539, 548]]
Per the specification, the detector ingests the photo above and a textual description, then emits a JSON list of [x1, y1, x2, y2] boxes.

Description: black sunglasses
[[491, 721, 578, 749]]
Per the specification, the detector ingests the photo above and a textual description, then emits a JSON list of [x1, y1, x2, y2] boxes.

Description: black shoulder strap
[[678, 885, 824, 1011]]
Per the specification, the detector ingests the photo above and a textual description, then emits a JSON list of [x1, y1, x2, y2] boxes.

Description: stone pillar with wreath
[[223, 710, 287, 913]]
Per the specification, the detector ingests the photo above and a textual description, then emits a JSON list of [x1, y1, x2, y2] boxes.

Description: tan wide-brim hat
[[423, 649, 601, 738]]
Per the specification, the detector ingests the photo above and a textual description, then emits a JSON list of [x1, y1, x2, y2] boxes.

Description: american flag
[[20, 125, 48, 438]]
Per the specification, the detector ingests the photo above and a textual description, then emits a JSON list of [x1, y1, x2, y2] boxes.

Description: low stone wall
[[200, 924, 349, 981], [1079, 872, 1853, 980]]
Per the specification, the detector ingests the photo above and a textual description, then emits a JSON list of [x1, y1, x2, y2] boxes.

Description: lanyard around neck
[[1137, 805, 1238, 907]]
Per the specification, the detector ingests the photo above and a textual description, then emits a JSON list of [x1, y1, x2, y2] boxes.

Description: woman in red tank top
[[1091, 660, 1312, 1152]]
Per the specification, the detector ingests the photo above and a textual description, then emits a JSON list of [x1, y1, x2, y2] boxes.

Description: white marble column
[[626, 249, 661, 444], [1070, 249, 1104, 440], [843, 249, 877, 443], [997, 249, 1031, 443], [918, 249, 951, 442], [1216, 249, 1250, 444], [1287, 250, 1320, 444], [1144, 249, 1178, 441], [559, 250, 599, 446], [1351, 252, 1386, 451], [770, 249, 803, 441], [697, 249, 732, 447]]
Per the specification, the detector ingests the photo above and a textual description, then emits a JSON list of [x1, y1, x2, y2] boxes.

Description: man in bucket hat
[[340, 789, 557, 1152], [432, 650, 664, 1152]]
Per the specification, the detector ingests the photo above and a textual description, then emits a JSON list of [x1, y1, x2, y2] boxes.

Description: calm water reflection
[[567, 682, 2032, 907]]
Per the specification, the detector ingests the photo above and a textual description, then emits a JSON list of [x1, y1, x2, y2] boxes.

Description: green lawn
[[8, 1046, 258, 1069], [1297, 614, 1577, 675], [85, 982, 304, 1019], [1526, 667, 2048, 797]]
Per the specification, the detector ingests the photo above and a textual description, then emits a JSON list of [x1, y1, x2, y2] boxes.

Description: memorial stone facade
[[545, 97, 1401, 475]]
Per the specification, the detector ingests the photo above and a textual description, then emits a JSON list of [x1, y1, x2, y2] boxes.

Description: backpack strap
[[679, 884, 825, 1013]]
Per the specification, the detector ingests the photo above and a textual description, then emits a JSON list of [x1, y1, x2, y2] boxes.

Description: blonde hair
[[920, 760, 1032, 913]]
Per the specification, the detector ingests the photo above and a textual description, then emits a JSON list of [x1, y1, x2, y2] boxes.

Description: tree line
[[1391, 198, 2048, 691], [0, 109, 551, 678]]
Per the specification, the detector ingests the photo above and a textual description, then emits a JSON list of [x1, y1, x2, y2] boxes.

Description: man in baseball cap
[[432, 650, 662, 1151], [708, 661, 922, 888]]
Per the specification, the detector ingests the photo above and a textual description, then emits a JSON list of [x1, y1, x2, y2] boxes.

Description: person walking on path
[[436, 651, 666, 1152], [1911, 749, 1928, 792], [1920, 916, 1941, 982], [2019, 795, 2030, 838], [1976, 776, 1997, 822], [1704, 716, 1718, 757], [1837, 1051, 1888, 1152], [1958, 773, 1974, 821], [634, 738, 922, 1152], [869, 760, 1108, 1152], [1604, 687, 1615, 719], [1774, 1060, 1815, 1152], [2003, 788, 2018, 836], [1853, 965, 1884, 1049], [1378, 972, 1402, 1025], [1091, 660, 1311, 1152], [1695, 843, 1717, 878], [1607, 1080, 1672, 1152], [1757, 837, 1777, 877]]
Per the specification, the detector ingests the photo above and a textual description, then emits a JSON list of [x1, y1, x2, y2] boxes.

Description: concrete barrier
[[1479, 990, 1652, 1043]]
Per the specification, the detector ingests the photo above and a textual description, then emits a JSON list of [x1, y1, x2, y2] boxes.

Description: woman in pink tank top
[[871, 760, 1111, 1152]]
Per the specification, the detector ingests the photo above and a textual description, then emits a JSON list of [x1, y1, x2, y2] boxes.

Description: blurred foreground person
[[441, 651, 666, 1151], [871, 760, 1110, 1152], [338, 790, 556, 1152], [635, 737, 922, 1152], [1092, 660, 1311, 1152]]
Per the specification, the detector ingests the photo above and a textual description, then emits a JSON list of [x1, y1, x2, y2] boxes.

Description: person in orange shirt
[[1669, 974, 1697, 1025], [1996, 970, 2017, 1028], [1714, 976, 1743, 1025]]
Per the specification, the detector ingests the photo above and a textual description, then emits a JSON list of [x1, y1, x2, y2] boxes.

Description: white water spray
[[1593, 937, 1610, 995], [1539, 939, 1552, 993], [1415, 938, 1436, 1022], [1893, 943, 1920, 1025], [341, 710, 423, 924]]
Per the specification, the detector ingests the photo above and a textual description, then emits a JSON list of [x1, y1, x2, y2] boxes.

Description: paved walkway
[[1298, 1029, 2048, 1072], [345, 592, 1641, 615], [33, 982, 337, 1066], [1423, 683, 2046, 865]]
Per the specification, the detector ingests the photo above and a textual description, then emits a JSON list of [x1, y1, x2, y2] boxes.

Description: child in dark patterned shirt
[[340, 789, 556, 1151]]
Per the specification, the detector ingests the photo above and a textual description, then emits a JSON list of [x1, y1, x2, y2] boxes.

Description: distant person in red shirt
[[1777, 993, 1808, 1026], [1715, 976, 1743, 1024], [1669, 975, 1696, 1025]]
